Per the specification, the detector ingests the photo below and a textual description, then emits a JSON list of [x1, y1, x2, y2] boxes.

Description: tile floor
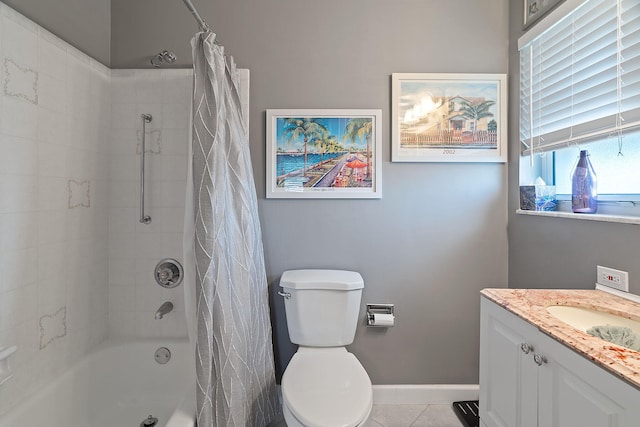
[[271, 403, 464, 427], [370, 404, 464, 427]]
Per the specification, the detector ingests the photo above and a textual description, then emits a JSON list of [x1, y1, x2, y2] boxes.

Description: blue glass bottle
[[571, 150, 597, 213]]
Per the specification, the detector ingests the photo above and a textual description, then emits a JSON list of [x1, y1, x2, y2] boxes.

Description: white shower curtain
[[186, 31, 279, 426]]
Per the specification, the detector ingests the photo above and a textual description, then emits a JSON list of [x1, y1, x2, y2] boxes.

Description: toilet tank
[[280, 269, 364, 347]]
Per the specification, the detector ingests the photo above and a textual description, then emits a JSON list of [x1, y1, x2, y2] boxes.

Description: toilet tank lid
[[280, 269, 364, 290]]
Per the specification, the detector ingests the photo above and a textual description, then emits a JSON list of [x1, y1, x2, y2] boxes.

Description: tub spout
[[155, 301, 173, 320]]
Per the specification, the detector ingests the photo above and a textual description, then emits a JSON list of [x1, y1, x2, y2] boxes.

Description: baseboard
[[372, 384, 479, 405]]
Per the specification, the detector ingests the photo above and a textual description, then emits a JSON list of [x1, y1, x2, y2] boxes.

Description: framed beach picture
[[391, 73, 507, 163], [266, 109, 382, 199]]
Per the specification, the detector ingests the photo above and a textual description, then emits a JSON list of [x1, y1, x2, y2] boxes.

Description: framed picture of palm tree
[[266, 109, 382, 198], [391, 73, 507, 163]]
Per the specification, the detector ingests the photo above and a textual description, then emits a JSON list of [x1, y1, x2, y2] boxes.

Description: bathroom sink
[[546, 306, 640, 334]]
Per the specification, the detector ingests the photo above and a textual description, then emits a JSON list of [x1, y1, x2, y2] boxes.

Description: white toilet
[[279, 269, 373, 427]]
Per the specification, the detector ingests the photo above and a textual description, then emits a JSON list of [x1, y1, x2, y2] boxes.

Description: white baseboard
[[372, 384, 479, 405]]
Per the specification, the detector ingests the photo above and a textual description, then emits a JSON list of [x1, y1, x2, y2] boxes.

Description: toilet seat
[[282, 347, 372, 427]]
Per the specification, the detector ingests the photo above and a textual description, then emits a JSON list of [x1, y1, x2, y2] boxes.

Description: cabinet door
[[479, 297, 539, 427], [537, 331, 640, 427]]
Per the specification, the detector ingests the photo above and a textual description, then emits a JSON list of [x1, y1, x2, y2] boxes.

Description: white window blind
[[520, 0, 640, 155]]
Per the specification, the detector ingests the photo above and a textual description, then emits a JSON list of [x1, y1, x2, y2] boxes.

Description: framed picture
[[392, 73, 507, 163], [524, 0, 564, 29], [266, 109, 382, 199]]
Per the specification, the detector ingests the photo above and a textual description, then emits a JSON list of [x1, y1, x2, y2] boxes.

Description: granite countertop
[[481, 288, 640, 389]]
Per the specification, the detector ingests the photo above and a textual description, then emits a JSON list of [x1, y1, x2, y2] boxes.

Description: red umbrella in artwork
[[345, 158, 366, 169], [345, 158, 367, 181]]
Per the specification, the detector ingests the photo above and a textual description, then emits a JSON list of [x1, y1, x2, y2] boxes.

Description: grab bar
[[140, 114, 152, 224]]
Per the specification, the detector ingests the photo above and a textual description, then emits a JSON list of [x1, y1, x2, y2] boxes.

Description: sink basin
[[546, 306, 640, 334]]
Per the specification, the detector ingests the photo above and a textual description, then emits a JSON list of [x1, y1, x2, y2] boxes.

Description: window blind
[[520, 0, 640, 155]]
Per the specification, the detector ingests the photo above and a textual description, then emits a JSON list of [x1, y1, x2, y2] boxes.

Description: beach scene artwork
[[392, 73, 507, 162], [267, 110, 382, 198]]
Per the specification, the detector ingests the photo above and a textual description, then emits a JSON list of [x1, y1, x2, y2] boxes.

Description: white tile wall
[[0, 3, 109, 416], [108, 69, 190, 339], [0, 3, 193, 417]]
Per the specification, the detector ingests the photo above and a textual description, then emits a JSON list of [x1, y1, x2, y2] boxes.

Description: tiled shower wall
[[0, 4, 191, 416], [0, 4, 110, 415], [108, 69, 190, 338]]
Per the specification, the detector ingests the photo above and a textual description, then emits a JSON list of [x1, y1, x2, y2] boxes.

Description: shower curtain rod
[[181, 0, 210, 32]]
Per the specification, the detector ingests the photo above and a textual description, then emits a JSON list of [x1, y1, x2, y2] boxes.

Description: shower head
[[150, 50, 177, 67]]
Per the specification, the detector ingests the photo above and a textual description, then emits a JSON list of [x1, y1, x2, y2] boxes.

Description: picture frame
[[523, 0, 564, 29], [266, 109, 382, 199], [391, 73, 507, 163]]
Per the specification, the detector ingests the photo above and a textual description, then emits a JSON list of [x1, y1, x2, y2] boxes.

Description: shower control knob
[[157, 267, 174, 283], [154, 259, 183, 288]]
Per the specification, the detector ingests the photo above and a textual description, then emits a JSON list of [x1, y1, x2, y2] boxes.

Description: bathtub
[[0, 338, 195, 427]]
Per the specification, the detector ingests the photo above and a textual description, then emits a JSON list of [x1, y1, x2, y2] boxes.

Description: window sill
[[516, 209, 640, 225]]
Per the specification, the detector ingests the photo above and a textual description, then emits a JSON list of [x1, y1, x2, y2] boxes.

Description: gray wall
[[182, 0, 510, 384], [14, 0, 510, 385], [507, 1, 640, 296], [110, 0, 206, 68], [1, 0, 111, 66]]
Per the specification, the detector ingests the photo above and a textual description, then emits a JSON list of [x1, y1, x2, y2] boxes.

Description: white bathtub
[[0, 338, 195, 427]]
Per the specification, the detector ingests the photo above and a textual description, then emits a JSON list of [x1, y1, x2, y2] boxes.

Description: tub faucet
[[155, 301, 173, 320]]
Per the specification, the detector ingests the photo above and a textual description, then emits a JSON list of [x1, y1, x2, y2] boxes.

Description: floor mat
[[452, 400, 480, 427]]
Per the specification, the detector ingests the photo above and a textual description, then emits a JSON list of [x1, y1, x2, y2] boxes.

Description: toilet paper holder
[[366, 304, 395, 327]]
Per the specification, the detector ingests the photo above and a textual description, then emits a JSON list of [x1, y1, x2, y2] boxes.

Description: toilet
[[279, 269, 373, 427]]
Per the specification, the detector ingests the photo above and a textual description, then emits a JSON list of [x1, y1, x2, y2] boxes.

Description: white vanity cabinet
[[479, 296, 538, 427], [479, 296, 640, 427]]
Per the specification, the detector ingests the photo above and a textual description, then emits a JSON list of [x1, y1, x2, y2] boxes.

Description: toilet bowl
[[278, 270, 373, 427], [281, 347, 372, 427]]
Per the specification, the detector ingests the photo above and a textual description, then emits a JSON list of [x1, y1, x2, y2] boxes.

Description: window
[[519, 0, 640, 209], [554, 133, 640, 196]]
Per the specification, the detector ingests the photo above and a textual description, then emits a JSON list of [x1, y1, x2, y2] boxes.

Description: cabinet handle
[[520, 343, 533, 354], [533, 353, 547, 366]]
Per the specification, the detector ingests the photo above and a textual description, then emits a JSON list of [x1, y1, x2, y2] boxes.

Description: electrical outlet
[[597, 265, 629, 292]]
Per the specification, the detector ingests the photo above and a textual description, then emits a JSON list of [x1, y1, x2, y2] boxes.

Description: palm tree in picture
[[282, 118, 328, 178], [320, 135, 343, 161], [343, 118, 373, 179], [458, 100, 495, 142]]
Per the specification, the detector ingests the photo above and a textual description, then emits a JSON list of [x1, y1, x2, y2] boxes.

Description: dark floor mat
[[452, 400, 480, 427]]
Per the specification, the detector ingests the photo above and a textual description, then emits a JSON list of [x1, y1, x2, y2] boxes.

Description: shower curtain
[[186, 31, 279, 426]]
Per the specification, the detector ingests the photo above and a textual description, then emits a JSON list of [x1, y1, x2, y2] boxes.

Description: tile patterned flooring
[[271, 403, 465, 427], [370, 404, 464, 426]]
